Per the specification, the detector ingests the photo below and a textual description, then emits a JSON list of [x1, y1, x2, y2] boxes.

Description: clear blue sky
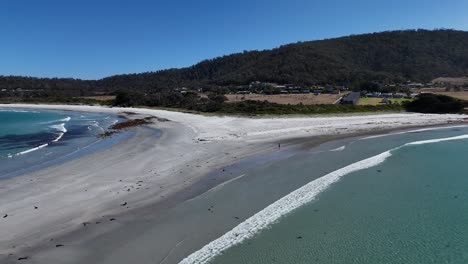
[[1, 0, 467, 79]]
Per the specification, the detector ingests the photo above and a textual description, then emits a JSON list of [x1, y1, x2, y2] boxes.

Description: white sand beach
[[0, 104, 467, 263]]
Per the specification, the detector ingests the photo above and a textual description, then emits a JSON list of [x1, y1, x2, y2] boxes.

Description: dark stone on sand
[[18, 257, 29, 260], [109, 218, 116, 221], [3, 214, 7, 218], [55, 244, 64, 248], [34, 206, 38, 209], [121, 202, 127, 206]]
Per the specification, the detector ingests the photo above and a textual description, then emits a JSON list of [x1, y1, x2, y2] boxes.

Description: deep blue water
[[0, 108, 127, 179]]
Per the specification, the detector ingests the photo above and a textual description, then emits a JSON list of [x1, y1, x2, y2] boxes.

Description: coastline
[[1, 104, 468, 263]]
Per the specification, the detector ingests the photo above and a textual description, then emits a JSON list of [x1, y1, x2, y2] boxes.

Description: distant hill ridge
[[1, 29, 468, 95]]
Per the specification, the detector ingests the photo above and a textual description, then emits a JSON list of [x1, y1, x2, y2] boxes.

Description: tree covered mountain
[[1, 29, 468, 96]]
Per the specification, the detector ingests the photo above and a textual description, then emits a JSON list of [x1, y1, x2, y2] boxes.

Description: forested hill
[[2, 29, 468, 95]]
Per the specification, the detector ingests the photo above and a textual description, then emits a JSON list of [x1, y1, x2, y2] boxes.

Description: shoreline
[[1, 104, 468, 263]]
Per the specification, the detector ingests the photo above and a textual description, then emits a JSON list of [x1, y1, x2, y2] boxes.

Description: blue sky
[[1, 0, 467, 79]]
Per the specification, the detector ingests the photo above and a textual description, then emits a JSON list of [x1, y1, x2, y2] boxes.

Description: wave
[[49, 123, 67, 133], [182, 132, 468, 264], [180, 150, 393, 264], [0, 109, 38, 113], [360, 125, 468, 140], [16, 143, 49, 156], [329, 145, 346, 152], [405, 134, 468, 146], [51, 133, 65, 143], [40, 116, 71, 124]]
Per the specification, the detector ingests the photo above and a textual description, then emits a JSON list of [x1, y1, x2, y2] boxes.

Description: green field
[[358, 97, 412, 105]]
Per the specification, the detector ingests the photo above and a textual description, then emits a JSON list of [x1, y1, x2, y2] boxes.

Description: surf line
[[180, 133, 468, 264]]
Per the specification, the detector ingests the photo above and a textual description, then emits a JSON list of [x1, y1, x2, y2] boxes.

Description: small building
[[341, 92, 361, 105]]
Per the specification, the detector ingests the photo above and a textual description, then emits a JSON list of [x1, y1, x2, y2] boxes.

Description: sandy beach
[[0, 104, 467, 263]]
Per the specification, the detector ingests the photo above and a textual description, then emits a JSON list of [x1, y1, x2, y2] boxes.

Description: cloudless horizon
[[2, 0, 468, 80]]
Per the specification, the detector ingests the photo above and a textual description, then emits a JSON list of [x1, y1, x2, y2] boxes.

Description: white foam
[[0, 109, 37, 113], [40, 116, 71, 124], [51, 133, 65, 143], [180, 150, 393, 264], [49, 123, 67, 133], [16, 144, 49, 156], [360, 125, 468, 140], [404, 134, 468, 146], [329, 145, 346, 152]]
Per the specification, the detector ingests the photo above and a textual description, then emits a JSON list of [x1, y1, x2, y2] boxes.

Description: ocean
[[181, 125, 468, 264], [0, 108, 127, 179]]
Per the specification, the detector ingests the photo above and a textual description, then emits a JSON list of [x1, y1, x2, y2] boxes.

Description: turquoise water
[[209, 126, 468, 264], [0, 108, 125, 179]]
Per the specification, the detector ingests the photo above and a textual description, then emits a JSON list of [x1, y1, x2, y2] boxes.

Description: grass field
[[225, 93, 344, 105], [358, 97, 412, 105], [433, 91, 468, 101]]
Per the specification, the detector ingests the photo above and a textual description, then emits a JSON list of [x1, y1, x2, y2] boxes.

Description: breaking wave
[[360, 125, 468, 140], [181, 133, 468, 264]]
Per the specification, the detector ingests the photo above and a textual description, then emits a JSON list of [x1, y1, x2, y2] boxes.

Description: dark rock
[[55, 244, 64, 248]]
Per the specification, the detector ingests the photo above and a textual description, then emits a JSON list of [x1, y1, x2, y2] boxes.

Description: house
[[341, 92, 361, 105]]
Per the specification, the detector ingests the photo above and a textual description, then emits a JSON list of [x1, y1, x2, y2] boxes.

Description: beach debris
[[109, 218, 116, 221], [18, 256, 29, 261], [55, 244, 64, 248], [3, 214, 7, 218], [120, 202, 127, 206]]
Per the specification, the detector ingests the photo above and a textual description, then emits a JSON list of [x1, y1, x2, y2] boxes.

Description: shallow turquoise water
[[211, 126, 468, 264], [0, 108, 125, 179]]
